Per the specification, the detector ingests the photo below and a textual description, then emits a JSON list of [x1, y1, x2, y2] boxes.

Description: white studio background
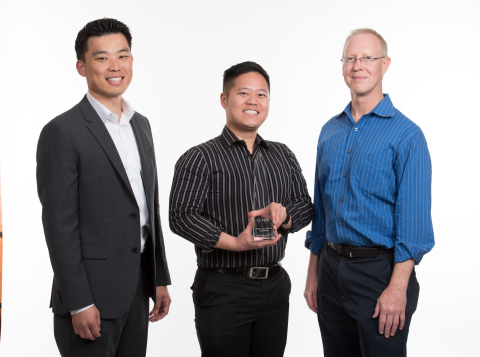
[[0, 0, 479, 356]]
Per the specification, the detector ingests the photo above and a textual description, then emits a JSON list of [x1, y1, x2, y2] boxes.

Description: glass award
[[252, 151, 275, 240]]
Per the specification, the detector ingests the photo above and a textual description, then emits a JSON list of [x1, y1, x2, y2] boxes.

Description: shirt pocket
[[353, 151, 395, 197]]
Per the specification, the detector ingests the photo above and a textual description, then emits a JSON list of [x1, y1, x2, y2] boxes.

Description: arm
[[169, 148, 281, 252], [373, 130, 434, 337], [148, 119, 172, 322], [37, 121, 99, 339], [304, 142, 326, 312], [283, 146, 314, 233]]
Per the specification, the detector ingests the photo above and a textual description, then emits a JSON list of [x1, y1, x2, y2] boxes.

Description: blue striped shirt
[[305, 94, 434, 264]]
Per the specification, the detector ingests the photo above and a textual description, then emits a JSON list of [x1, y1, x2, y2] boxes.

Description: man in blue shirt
[[304, 28, 434, 356]]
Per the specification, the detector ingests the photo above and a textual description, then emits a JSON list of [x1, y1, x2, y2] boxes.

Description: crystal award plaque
[[252, 151, 275, 240]]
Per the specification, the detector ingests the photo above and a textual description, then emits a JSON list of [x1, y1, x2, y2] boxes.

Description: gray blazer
[[37, 96, 171, 319]]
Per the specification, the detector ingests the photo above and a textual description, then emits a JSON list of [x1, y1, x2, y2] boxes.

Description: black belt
[[327, 241, 393, 258], [201, 265, 282, 280]]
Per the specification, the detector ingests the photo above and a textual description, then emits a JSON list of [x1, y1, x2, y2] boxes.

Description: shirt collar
[[336, 93, 395, 120], [86, 91, 135, 125], [219, 126, 269, 150]]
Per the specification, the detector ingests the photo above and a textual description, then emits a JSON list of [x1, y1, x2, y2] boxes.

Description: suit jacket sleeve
[[146, 118, 171, 286], [36, 120, 95, 312]]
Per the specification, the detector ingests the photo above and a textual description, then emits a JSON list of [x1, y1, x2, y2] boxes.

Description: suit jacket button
[[130, 213, 137, 219], [132, 248, 139, 253]]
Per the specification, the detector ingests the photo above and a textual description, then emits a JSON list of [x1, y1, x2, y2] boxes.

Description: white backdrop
[[0, 0, 479, 356]]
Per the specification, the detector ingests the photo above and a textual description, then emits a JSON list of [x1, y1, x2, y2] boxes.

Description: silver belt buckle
[[248, 267, 269, 279]]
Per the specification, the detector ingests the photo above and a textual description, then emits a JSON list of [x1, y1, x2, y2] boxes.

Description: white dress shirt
[[71, 92, 150, 315]]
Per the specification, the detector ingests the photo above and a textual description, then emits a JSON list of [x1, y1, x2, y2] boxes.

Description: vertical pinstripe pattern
[[170, 126, 314, 268], [305, 95, 434, 264]]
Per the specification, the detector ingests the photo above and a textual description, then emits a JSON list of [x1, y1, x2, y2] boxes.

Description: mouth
[[243, 110, 259, 115], [106, 77, 124, 85]]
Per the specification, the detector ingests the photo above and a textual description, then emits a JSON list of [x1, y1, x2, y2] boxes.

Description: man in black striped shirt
[[169, 62, 313, 357]]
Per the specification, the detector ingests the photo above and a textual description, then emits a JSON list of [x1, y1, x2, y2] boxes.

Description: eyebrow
[[92, 48, 130, 56], [238, 87, 268, 92]]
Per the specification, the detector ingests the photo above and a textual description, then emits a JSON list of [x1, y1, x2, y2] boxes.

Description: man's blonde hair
[[343, 28, 388, 57]]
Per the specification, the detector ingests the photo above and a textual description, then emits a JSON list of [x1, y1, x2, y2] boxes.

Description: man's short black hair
[[75, 18, 132, 62], [223, 61, 270, 97]]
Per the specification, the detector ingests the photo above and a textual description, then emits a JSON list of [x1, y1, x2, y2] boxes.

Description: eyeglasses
[[341, 56, 385, 64]]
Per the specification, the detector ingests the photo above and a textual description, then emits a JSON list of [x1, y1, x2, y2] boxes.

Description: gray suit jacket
[[37, 96, 171, 319]]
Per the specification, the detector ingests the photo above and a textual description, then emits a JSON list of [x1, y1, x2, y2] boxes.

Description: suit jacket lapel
[[78, 96, 135, 198], [130, 115, 154, 215]]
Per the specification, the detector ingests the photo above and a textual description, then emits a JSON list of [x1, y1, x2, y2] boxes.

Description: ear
[[76, 60, 86, 77], [220, 92, 227, 109], [382, 56, 391, 76]]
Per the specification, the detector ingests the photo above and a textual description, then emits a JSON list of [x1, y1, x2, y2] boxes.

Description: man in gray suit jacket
[[36, 18, 171, 357]]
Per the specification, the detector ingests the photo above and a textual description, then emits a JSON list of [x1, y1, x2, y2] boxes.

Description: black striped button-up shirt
[[169, 126, 314, 268]]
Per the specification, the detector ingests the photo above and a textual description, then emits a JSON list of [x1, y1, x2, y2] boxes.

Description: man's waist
[[327, 241, 393, 258], [199, 264, 282, 279]]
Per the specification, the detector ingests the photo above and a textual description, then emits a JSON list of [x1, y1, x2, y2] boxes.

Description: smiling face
[[76, 33, 133, 101], [342, 33, 390, 98], [221, 71, 270, 133]]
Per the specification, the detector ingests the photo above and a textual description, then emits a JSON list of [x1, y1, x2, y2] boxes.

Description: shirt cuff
[[394, 241, 432, 265], [200, 225, 223, 253], [71, 304, 94, 315], [305, 231, 326, 255]]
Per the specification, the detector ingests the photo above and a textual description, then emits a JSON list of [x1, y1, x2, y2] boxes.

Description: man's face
[[76, 33, 133, 100], [221, 72, 270, 132], [342, 33, 390, 97]]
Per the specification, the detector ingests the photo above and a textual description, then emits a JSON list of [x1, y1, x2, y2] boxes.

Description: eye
[[258, 93, 267, 97], [239, 92, 248, 95], [365, 56, 372, 60], [97, 57, 107, 60], [347, 57, 355, 61]]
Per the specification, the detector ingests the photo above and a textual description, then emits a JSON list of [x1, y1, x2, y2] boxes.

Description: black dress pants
[[192, 267, 291, 357], [53, 263, 150, 357], [317, 245, 420, 357]]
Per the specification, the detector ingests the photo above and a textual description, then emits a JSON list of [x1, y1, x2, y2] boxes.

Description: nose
[[246, 94, 258, 105], [108, 57, 121, 71], [353, 58, 363, 70]]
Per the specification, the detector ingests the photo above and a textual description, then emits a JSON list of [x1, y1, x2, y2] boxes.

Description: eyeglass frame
[[340, 56, 386, 64]]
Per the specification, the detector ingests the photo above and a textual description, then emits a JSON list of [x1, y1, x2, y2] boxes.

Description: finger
[[313, 289, 318, 311], [149, 302, 160, 317], [372, 302, 380, 318], [306, 293, 317, 313], [384, 315, 394, 338], [399, 312, 406, 330], [96, 311, 101, 331], [390, 315, 400, 336], [90, 323, 101, 339], [378, 313, 386, 334], [82, 326, 95, 340]]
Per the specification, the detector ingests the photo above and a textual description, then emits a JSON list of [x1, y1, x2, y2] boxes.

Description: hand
[[248, 202, 289, 229], [233, 217, 282, 251], [304, 252, 318, 313], [149, 286, 171, 322], [72, 305, 101, 340], [372, 285, 407, 338]]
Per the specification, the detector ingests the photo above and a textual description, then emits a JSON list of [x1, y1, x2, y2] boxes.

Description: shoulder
[[132, 111, 149, 127], [175, 136, 219, 169], [40, 103, 84, 138], [390, 108, 427, 145]]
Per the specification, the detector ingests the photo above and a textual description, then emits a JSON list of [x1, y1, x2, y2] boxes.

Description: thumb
[[248, 216, 255, 227], [372, 302, 380, 318]]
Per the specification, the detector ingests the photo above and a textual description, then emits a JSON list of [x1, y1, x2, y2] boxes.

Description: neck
[[226, 123, 258, 154], [350, 88, 384, 123], [89, 90, 123, 122]]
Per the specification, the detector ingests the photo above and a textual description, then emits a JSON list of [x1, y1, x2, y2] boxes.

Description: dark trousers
[[192, 267, 291, 357], [317, 245, 420, 357], [54, 263, 150, 357]]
